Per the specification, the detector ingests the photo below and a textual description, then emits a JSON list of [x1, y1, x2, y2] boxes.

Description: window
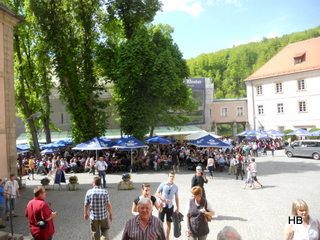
[[275, 83, 283, 93], [221, 107, 228, 117], [298, 101, 307, 112], [61, 113, 64, 124], [236, 107, 244, 117], [294, 58, 303, 64], [304, 141, 320, 147], [258, 105, 264, 115], [277, 103, 284, 113], [294, 52, 305, 65], [292, 142, 300, 147], [256, 85, 263, 95], [297, 79, 305, 90]]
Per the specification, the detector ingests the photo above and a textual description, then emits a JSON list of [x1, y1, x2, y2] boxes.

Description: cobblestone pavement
[[3, 150, 320, 240]]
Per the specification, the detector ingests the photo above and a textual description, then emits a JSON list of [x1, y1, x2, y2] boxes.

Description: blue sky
[[153, 0, 320, 59]]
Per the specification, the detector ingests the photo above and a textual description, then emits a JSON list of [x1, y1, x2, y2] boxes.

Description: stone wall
[[0, 7, 20, 178]]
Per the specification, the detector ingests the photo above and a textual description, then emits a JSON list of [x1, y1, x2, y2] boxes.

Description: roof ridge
[[287, 36, 320, 46], [245, 37, 320, 81]]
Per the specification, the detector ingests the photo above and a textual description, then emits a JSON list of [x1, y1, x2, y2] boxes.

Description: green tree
[[106, 0, 162, 39], [29, 0, 110, 143], [105, 25, 195, 140]]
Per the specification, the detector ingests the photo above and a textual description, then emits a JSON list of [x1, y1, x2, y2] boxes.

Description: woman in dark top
[[186, 186, 215, 240], [131, 183, 161, 215], [191, 166, 208, 198]]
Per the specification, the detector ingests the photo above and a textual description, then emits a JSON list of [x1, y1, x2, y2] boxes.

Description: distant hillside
[[186, 26, 320, 99]]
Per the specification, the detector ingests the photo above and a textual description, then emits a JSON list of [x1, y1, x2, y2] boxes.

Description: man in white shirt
[[95, 157, 108, 188], [228, 156, 236, 175], [4, 174, 20, 220]]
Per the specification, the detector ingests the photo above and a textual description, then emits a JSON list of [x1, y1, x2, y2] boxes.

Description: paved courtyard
[[3, 150, 320, 240]]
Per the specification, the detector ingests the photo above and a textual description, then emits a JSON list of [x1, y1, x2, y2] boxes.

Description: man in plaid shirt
[[84, 177, 113, 240]]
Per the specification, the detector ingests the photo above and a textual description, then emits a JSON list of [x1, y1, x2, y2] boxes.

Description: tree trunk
[[43, 116, 51, 143], [43, 93, 52, 143], [28, 118, 41, 157], [20, 98, 41, 157], [149, 126, 155, 138]]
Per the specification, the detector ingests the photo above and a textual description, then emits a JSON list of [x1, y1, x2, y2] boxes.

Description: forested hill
[[186, 26, 320, 99]]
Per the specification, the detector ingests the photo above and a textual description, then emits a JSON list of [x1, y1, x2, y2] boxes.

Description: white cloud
[[160, 0, 204, 17], [230, 32, 280, 47], [211, 0, 242, 7]]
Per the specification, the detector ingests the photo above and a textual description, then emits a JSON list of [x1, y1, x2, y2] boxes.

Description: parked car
[[285, 140, 320, 160]]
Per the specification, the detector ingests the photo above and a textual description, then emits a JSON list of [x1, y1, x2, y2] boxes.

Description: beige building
[[0, 4, 22, 178], [211, 98, 248, 136]]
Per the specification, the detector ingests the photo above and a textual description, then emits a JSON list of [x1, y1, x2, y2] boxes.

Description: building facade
[[245, 37, 320, 131], [16, 78, 214, 140], [0, 4, 21, 178], [211, 98, 248, 136]]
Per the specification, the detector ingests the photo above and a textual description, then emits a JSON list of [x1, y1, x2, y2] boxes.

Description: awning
[[153, 125, 204, 136], [16, 131, 72, 144], [17, 125, 204, 143], [103, 126, 204, 139]]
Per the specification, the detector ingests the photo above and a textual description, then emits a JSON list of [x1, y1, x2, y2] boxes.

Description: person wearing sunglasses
[[132, 184, 161, 215], [191, 166, 208, 199], [156, 171, 180, 240]]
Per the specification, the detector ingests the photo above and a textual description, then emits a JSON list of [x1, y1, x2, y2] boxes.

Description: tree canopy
[[105, 25, 195, 139], [29, 0, 110, 143]]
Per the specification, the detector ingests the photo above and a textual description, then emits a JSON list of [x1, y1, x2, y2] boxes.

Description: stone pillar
[[0, 5, 21, 178], [212, 122, 218, 135], [232, 122, 237, 138], [245, 122, 250, 131]]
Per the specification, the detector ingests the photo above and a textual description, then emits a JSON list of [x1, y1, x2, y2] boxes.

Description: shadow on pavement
[[214, 215, 248, 221], [257, 160, 320, 176], [8, 181, 162, 240]]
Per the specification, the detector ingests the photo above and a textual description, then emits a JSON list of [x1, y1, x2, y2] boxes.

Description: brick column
[[0, 6, 21, 178]]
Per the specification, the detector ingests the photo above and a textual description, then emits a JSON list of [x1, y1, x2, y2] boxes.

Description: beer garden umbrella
[[145, 136, 172, 144], [41, 148, 60, 154], [287, 128, 311, 137], [72, 137, 114, 159], [189, 134, 230, 148], [113, 136, 148, 166]]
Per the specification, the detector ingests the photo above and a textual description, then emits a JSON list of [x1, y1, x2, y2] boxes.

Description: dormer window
[[294, 52, 305, 65]]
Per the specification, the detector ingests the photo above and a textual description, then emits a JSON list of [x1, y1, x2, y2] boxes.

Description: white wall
[[246, 70, 320, 131]]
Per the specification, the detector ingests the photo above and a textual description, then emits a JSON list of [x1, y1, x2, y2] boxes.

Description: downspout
[[251, 81, 256, 130]]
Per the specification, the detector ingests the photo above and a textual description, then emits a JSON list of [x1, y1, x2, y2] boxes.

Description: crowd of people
[[4, 137, 319, 239], [17, 138, 284, 180], [22, 170, 320, 240]]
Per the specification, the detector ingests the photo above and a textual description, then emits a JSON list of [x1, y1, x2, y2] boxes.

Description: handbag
[[37, 220, 48, 229], [31, 202, 48, 229], [203, 200, 212, 222]]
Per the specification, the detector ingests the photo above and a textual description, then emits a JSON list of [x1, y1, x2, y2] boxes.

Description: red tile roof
[[245, 37, 320, 81]]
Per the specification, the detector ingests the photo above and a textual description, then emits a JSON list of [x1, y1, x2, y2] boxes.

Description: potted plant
[[40, 177, 50, 188], [68, 175, 79, 191], [118, 173, 134, 190], [122, 173, 131, 182], [68, 175, 78, 184]]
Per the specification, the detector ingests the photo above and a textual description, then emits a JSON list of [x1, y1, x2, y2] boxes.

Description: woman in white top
[[206, 157, 215, 179], [284, 199, 320, 240]]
